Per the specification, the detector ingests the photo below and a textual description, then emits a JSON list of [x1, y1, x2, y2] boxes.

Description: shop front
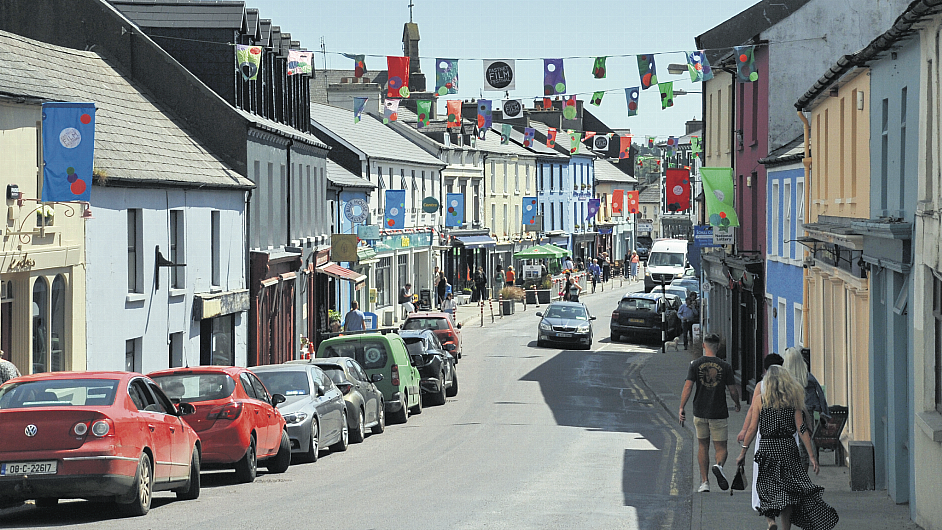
[[372, 229, 435, 326], [443, 229, 497, 299]]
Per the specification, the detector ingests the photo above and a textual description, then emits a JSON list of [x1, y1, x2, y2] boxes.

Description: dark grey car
[[535, 301, 596, 349], [251, 364, 348, 463], [399, 329, 457, 407], [309, 358, 385, 443]]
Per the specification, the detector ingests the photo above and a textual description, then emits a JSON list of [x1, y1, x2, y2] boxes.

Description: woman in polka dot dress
[[735, 366, 838, 530]]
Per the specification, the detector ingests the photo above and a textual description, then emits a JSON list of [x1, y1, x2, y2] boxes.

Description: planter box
[[500, 300, 515, 315], [525, 289, 552, 304]]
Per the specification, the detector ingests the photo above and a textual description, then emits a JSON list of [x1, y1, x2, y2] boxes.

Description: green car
[[316, 333, 422, 424]]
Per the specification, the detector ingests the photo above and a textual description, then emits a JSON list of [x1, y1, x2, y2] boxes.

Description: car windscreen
[[253, 370, 310, 397], [648, 252, 685, 267], [618, 298, 657, 312], [402, 318, 449, 331], [544, 306, 588, 320], [403, 338, 426, 357], [152, 373, 236, 403], [0, 379, 119, 409], [319, 367, 347, 385]]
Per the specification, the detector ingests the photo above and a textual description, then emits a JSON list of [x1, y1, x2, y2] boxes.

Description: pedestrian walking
[[564, 256, 574, 271], [436, 271, 449, 308], [343, 301, 366, 331], [678, 295, 700, 349], [440, 292, 457, 322], [505, 266, 515, 287], [783, 347, 831, 471], [601, 254, 611, 282], [630, 251, 640, 281], [494, 265, 504, 293], [737, 353, 786, 512], [0, 350, 20, 383], [399, 283, 415, 319], [736, 365, 839, 530], [473, 267, 487, 302], [588, 259, 601, 293], [679, 333, 741, 493], [562, 271, 582, 302]]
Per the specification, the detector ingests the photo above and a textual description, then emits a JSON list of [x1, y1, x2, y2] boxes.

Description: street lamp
[[667, 63, 688, 75]]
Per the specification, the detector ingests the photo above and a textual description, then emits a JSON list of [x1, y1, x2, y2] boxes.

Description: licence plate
[[629, 318, 645, 324], [556, 333, 572, 337], [0, 461, 57, 476]]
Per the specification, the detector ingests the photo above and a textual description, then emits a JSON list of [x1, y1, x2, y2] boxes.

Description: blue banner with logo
[[445, 193, 464, 227], [384, 190, 406, 229], [42, 102, 96, 202], [521, 196, 538, 227]]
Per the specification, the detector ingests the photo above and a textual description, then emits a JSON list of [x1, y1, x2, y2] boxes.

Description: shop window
[[128, 209, 142, 293], [201, 314, 234, 366], [125, 337, 140, 373], [211, 211, 221, 287], [32, 278, 48, 373], [169, 332, 184, 368], [376, 257, 391, 308], [50, 275, 65, 372], [397, 254, 408, 287], [170, 210, 184, 289]]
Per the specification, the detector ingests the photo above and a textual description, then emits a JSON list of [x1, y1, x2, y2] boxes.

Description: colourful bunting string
[[701, 167, 740, 227], [483, 59, 516, 91], [446, 100, 461, 128], [501, 123, 512, 145], [691, 136, 702, 156], [625, 87, 639, 117], [666, 136, 677, 155], [343, 53, 367, 77], [547, 127, 557, 148], [416, 100, 431, 128], [590, 91, 605, 106], [592, 134, 610, 151], [353, 97, 368, 123], [665, 168, 691, 212], [611, 189, 624, 216], [647, 136, 655, 148], [287, 50, 313, 75], [522, 197, 538, 226], [445, 192, 464, 227], [626, 190, 640, 214], [619, 136, 631, 159], [502, 99, 524, 119], [386, 56, 411, 98], [563, 95, 578, 120], [383, 99, 400, 123], [569, 132, 582, 154], [236, 45, 263, 81], [734, 45, 758, 83], [592, 56, 607, 79], [586, 198, 601, 220], [523, 127, 536, 147], [686, 51, 713, 83], [637, 54, 657, 90], [542, 98, 553, 110], [584, 131, 597, 140], [385, 190, 406, 228], [659, 82, 674, 109], [477, 99, 493, 130], [543, 58, 567, 95], [435, 58, 459, 96]]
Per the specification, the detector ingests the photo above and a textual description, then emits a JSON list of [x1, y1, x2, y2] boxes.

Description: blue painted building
[[761, 139, 806, 356]]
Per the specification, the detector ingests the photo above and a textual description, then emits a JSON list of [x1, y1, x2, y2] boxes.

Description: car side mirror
[[177, 402, 196, 416], [456, 323, 462, 329], [370, 373, 384, 383], [589, 315, 597, 321], [535, 312, 543, 317], [316, 386, 326, 397], [271, 393, 287, 406], [410, 354, 422, 366], [444, 343, 456, 352]]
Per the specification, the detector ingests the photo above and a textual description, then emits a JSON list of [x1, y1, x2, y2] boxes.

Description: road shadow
[[0, 497, 178, 527]]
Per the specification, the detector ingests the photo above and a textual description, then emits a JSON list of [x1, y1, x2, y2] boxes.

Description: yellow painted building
[[800, 68, 872, 457], [0, 101, 87, 373]]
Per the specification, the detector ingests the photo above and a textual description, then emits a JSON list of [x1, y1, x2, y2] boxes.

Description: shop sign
[[422, 196, 440, 214], [713, 227, 734, 245], [357, 225, 381, 240], [694, 225, 719, 248]]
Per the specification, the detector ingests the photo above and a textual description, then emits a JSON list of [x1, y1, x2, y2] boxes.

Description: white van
[[644, 239, 689, 292]]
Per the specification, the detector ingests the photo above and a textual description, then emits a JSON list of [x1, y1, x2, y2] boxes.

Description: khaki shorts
[[693, 416, 728, 441]]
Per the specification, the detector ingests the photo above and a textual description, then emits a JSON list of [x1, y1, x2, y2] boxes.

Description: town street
[[0, 285, 693, 530]]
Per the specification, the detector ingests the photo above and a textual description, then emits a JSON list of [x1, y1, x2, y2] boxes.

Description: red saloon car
[[402, 312, 463, 360], [149, 366, 290, 483], [0, 371, 201, 516]]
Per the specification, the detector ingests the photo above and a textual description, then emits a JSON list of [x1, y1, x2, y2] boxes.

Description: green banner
[[700, 167, 740, 228]]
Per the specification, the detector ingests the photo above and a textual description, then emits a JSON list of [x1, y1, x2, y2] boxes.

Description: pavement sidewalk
[[638, 346, 923, 530]]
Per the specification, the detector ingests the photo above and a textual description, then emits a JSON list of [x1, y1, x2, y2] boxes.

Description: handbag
[[730, 462, 747, 494]]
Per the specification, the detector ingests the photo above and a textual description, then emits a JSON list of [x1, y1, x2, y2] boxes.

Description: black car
[[535, 301, 596, 349], [399, 329, 457, 406], [307, 358, 386, 443], [635, 236, 653, 262], [610, 292, 681, 342]]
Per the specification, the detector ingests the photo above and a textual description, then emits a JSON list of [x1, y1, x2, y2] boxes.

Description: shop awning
[[453, 235, 497, 249], [540, 243, 571, 257], [513, 246, 560, 259], [316, 263, 367, 287], [356, 247, 377, 264]]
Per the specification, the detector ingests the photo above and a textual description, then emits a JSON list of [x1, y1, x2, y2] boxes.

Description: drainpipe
[[797, 110, 812, 346], [285, 140, 293, 246]]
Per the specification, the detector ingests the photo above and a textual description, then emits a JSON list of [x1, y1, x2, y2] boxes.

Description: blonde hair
[[760, 365, 806, 410], [782, 347, 808, 388]]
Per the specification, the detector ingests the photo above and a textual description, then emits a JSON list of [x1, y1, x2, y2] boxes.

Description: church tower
[[402, 2, 426, 92]]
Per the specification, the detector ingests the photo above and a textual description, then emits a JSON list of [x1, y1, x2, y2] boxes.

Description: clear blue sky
[[251, 0, 759, 138]]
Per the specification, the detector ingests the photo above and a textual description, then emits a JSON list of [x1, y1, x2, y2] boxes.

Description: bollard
[[498, 293, 503, 318], [488, 297, 495, 323], [480, 300, 484, 327]]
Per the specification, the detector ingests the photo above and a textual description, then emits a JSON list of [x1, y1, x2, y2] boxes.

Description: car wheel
[[35, 498, 58, 508], [118, 453, 153, 517], [266, 430, 291, 473], [302, 418, 319, 463], [446, 371, 458, 397], [349, 408, 365, 444], [234, 436, 257, 483], [174, 447, 201, 500], [410, 389, 423, 415], [428, 373, 447, 406], [371, 400, 386, 434], [330, 410, 349, 452], [390, 391, 408, 424]]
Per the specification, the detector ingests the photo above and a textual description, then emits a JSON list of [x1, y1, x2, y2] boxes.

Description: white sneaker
[[697, 481, 710, 493], [712, 464, 729, 490]]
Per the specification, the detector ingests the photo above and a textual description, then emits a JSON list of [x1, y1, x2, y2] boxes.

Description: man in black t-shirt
[[679, 333, 740, 493]]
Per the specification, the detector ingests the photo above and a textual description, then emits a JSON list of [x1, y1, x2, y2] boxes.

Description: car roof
[[621, 292, 667, 301], [547, 301, 587, 308], [7, 371, 134, 383], [399, 329, 434, 339], [250, 364, 312, 373], [406, 312, 450, 319], [148, 366, 246, 378]]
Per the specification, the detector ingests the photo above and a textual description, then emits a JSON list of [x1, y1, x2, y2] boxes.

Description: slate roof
[[0, 30, 251, 189], [696, 0, 812, 63], [110, 1, 248, 30], [529, 122, 595, 158], [245, 8, 259, 39], [326, 160, 374, 189], [310, 103, 445, 167], [759, 135, 804, 166], [594, 158, 638, 185], [310, 69, 389, 105], [639, 184, 660, 203]]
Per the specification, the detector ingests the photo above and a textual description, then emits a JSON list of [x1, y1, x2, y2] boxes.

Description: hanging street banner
[[701, 167, 740, 227], [236, 45, 262, 80], [483, 59, 515, 91], [384, 190, 406, 228], [42, 102, 96, 202], [445, 192, 464, 227]]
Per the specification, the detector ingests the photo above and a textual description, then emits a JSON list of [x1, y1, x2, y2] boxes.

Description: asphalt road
[[0, 282, 692, 530]]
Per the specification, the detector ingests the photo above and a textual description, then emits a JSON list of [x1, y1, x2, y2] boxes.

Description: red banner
[[626, 190, 640, 214], [386, 56, 410, 98], [547, 127, 557, 148], [619, 136, 631, 159], [612, 189, 624, 216], [446, 100, 461, 129], [665, 168, 691, 212]]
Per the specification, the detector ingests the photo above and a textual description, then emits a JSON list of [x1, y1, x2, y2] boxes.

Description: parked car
[[304, 358, 385, 443], [401, 312, 463, 361], [0, 371, 200, 515], [316, 332, 422, 424], [654, 285, 690, 303], [399, 329, 458, 406], [610, 292, 681, 343], [251, 364, 349, 460], [670, 277, 700, 299], [149, 366, 290, 483], [535, 301, 596, 349]]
